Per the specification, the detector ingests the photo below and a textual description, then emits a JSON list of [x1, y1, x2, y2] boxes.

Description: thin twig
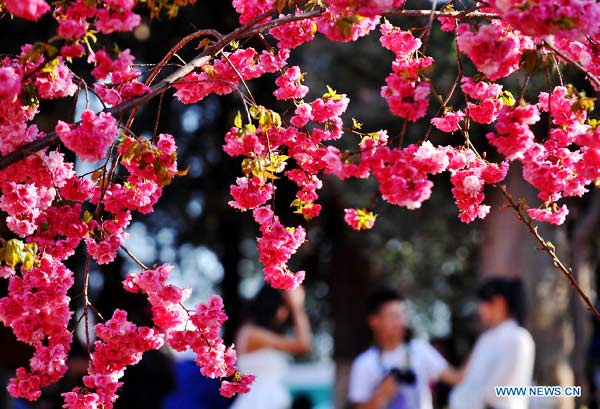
[[83, 254, 92, 358], [496, 185, 600, 321], [221, 52, 257, 106], [120, 245, 149, 270], [153, 91, 166, 137], [543, 40, 600, 89], [420, 0, 438, 54]]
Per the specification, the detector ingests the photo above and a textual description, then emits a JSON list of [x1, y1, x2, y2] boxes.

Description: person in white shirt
[[449, 277, 535, 409], [348, 288, 462, 409]]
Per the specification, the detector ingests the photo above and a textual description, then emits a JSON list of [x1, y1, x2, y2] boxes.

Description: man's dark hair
[[366, 288, 406, 316], [477, 277, 526, 324]]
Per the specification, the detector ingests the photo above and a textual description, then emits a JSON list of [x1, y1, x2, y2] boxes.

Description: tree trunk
[[569, 191, 600, 406], [323, 190, 382, 409]]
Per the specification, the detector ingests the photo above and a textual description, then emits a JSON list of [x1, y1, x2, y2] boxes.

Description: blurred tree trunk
[[324, 191, 381, 409], [331, 238, 379, 409], [569, 191, 600, 405], [482, 165, 575, 409]]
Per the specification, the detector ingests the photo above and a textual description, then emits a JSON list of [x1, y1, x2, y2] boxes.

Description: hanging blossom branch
[[442, 37, 600, 319], [416, 11, 600, 320], [0, 8, 496, 171]]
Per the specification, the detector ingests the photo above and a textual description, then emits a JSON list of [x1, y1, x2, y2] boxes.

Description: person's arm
[[438, 365, 464, 386], [348, 353, 396, 409], [285, 286, 312, 354], [244, 287, 312, 354], [418, 339, 463, 386]]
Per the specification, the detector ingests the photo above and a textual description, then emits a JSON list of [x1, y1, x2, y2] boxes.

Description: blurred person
[[449, 277, 534, 409], [231, 285, 312, 409], [348, 288, 461, 409]]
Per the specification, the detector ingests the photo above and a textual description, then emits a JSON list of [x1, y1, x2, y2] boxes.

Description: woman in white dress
[[231, 286, 312, 409]]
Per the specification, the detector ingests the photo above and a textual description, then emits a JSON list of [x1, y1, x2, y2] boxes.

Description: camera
[[389, 368, 416, 384]]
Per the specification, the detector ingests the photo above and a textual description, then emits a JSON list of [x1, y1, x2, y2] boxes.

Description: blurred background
[[1, 1, 600, 408]]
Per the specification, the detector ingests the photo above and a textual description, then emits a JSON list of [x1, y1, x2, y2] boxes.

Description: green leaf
[[234, 111, 242, 128]]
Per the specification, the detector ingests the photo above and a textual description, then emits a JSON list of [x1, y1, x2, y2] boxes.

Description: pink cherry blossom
[[431, 110, 465, 132], [5, 0, 50, 21], [56, 110, 118, 162], [457, 21, 534, 81], [229, 177, 275, 210]]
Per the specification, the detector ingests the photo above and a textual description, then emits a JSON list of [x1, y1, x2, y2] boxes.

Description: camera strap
[[376, 341, 420, 409]]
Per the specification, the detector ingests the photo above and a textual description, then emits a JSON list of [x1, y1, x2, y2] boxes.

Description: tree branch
[[497, 184, 600, 321], [0, 8, 497, 172], [543, 40, 600, 90]]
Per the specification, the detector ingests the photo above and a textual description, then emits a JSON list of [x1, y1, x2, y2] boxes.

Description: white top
[[230, 348, 291, 409], [449, 319, 535, 409], [348, 339, 449, 409]]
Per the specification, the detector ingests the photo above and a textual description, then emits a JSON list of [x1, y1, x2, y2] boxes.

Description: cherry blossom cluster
[[57, 110, 119, 163], [92, 49, 151, 106], [461, 76, 504, 125], [317, 11, 380, 42], [62, 310, 164, 409], [5, 0, 140, 33], [379, 21, 433, 121], [555, 35, 600, 91], [456, 21, 534, 81], [218, 84, 350, 281], [448, 152, 509, 223], [269, 10, 316, 50], [0, 255, 73, 401], [482, 0, 600, 41], [123, 264, 255, 396], [0, 2, 202, 403], [344, 208, 377, 230], [335, 137, 508, 223], [174, 47, 290, 104], [253, 206, 306, 289], [326, 0, 405, 17]]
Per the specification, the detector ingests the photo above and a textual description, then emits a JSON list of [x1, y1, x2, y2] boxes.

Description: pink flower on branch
[[253, 206, 306, 290], [229, 176, 275, 210], [431, 110, 465, 133], [274, 66, 309, 100], [344, 208, 377, 230], [56, 110, 119, 163], [457, 21, 534, 81], [5, 0, 50, 21], [0, 67, 22, 101], [528, 205, 569, 225], [379, 22, 433, 121]]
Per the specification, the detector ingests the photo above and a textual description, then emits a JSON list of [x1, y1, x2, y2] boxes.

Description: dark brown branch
[[497, 185, 600, 321]]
